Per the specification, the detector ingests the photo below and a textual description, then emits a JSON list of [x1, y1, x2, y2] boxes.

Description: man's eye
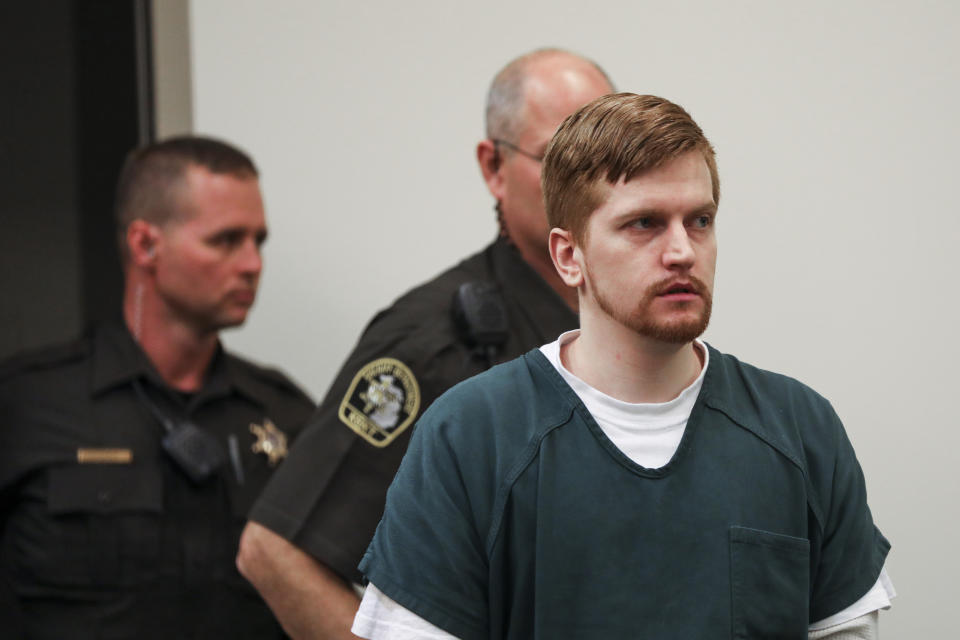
[[692, 215, 712, 229], [631, 217, 654, 229], [210, 232, 243, 248]]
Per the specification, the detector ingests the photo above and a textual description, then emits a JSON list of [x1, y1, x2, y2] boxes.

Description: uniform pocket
[[48, 464, 163, 515], [37, 465, 163, 588], [729, 525, 809, 639]]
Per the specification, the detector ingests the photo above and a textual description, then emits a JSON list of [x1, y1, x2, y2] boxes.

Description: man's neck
[[562, 308, 703, 404], [123, 280, 218, 392]]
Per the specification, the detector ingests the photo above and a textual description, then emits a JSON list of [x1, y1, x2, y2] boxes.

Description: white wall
[[185, 1, 958, 634], [151, 0, 192, 138]]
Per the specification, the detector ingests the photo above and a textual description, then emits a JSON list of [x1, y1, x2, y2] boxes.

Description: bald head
[[477, 49, 614, 308], [485, 48, 614, 142]]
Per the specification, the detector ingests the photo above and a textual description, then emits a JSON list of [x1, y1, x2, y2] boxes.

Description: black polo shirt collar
[[90, 323, 164, 396]]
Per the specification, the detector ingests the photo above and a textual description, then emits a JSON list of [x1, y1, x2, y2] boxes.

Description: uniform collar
[[489, 237, 578, 343], [90, 323, 164, 395], [89, 323, 262, 408]]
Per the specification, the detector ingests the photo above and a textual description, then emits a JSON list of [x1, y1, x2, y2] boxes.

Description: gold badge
[[77, 448, 133, 464], [338, 358, 420, 448], [249, 419, 288, 466]]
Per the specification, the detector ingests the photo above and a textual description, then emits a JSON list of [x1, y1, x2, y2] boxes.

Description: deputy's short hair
[[542, 93, 719, 241], [114, 135, 258, 259]]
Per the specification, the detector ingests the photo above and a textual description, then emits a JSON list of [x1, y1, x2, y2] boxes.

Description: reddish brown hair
[[542, 93, 719, 241]]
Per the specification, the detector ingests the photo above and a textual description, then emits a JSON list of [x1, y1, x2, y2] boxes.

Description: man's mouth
[[231, 289, 257, 305], [656, 281, 701, 300]]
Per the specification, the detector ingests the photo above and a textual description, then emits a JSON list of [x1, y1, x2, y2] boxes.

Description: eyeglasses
[[493, 139, 545, 163]]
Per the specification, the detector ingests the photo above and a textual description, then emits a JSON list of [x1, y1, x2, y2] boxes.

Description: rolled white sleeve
[[352, 583, 457, 640]]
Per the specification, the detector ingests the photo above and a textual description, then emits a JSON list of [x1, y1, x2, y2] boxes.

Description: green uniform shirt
[[359, 346, 889, 639]]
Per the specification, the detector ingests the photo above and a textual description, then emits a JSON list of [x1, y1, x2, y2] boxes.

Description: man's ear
[[549, 227, 584, 288], [127, 220, 161, 269], [477, 139, 506, 201]]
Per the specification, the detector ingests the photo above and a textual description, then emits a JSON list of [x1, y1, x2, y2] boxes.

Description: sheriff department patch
[[338, 358, 420, 447]]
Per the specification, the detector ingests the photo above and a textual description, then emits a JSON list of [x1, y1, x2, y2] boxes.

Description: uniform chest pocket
[[730, 526, 810, 639], [36, 465, 164, 589]]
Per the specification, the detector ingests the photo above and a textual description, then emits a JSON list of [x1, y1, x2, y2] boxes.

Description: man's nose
[[662, 221, 695, 270], [238, 239, 263, 276]]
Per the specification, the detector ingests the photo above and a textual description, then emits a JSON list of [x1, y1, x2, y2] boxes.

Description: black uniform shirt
[[0, 323, 314, 639], [249, 237, 577, 583]]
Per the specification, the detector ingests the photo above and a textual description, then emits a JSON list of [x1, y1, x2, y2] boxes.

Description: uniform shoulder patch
[[338, 358, 421, 448]]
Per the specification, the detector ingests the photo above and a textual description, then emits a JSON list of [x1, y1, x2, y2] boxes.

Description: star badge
[[249, 418, 288, 466]]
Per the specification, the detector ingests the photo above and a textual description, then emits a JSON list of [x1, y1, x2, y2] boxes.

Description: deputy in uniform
[[236, 48, 615, 638], [0, 136, 315, 638]]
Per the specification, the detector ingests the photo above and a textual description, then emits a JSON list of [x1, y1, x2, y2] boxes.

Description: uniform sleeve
[[247, 398, 412, 583], [248, 309, 478, 584], [357, 400, 492, 640], [806, 404, 890, 622]]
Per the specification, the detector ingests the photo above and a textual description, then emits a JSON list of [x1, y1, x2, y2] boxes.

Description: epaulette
[[0, 335, 92, 382]]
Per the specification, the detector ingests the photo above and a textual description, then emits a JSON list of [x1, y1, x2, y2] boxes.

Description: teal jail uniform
[[358, 345, 889, 640]]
